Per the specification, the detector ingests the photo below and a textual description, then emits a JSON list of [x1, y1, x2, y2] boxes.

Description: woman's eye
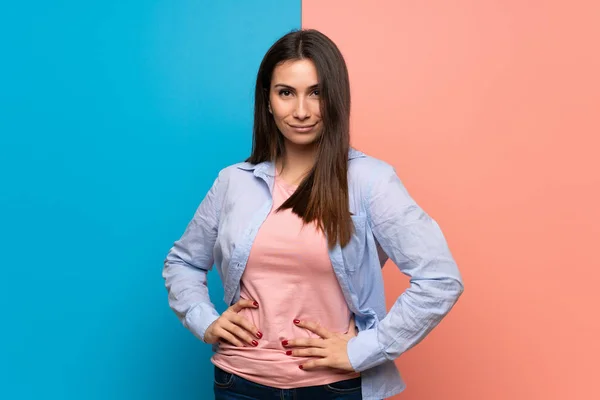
[[279, 90, 292, 97], [312, 90, 320, 96]]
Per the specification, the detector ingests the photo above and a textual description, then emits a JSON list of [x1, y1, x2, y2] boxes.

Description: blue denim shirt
[[163, 148, 464, 399]]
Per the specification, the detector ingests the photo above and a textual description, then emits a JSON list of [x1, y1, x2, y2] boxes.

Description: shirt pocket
[[341, 215, 368, 273]]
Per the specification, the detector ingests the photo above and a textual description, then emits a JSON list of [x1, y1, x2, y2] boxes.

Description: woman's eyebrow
[[273, 83, 320, 90]]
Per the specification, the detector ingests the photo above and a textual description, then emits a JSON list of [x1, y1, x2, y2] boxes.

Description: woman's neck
[[276, 141, 318, 186]]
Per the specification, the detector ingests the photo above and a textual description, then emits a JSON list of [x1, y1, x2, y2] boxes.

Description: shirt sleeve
[[162, 173, 223, 343], [347, 164, 464, 371]]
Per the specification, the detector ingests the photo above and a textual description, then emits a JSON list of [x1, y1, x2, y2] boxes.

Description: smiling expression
[[269, 59, 323, 148]]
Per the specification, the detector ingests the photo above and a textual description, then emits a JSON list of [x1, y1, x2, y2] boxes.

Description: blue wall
[[0, 2, 300, 398]]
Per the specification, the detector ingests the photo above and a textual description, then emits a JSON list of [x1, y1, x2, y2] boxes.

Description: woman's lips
[[289, 123, 316, 133]]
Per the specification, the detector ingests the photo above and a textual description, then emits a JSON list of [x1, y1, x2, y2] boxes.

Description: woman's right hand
[[204, 299, 262, 347]]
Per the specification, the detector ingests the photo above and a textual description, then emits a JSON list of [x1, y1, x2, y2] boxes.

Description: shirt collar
[[236, 148, 365, 174]]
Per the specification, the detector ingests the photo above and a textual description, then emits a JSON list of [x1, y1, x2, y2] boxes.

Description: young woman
[[163, 29, 464, 400]]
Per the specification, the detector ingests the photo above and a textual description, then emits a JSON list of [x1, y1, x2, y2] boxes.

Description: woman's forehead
[[271, 59, 318, 88]]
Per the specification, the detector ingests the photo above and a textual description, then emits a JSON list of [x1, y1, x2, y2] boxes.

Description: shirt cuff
[[185, 303, 220, 343], [347, 327, 390, 371]]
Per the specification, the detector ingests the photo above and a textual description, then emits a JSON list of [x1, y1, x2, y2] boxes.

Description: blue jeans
[[213, 366, 362, 400]]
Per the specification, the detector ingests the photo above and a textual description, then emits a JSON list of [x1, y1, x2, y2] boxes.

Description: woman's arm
[[162, 174, 223, 343], [347, 164, 464, 371]]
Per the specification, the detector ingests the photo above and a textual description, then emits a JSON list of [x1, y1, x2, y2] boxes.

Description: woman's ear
[[268, 103, 272, 114]]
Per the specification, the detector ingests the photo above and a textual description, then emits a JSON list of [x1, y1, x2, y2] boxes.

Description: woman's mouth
[[289, 123, 316, 133]]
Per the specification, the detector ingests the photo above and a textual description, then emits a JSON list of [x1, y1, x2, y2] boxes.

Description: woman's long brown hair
[[247, 29, 353, 248]]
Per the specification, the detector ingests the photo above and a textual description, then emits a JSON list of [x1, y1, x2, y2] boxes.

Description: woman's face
[[269, 59, 323, 148]]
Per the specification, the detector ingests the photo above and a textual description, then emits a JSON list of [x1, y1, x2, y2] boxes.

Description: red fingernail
[[253, 301, 259, 307], [256, 331, 263, 339], [282, 340, 288, 346], [299, 365, 304, 370], [286, 350, 292, 356], [293, 319, 300, 324], [252, 340, 258, 346]]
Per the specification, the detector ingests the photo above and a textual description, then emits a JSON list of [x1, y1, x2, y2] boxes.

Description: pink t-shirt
[[211, 176, 359, 388]]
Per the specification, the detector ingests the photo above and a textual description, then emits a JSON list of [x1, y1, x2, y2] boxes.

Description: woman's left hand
[[283, 318, 358, 372]]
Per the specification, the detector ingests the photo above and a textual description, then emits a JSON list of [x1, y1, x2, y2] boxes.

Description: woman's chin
[[282, 132, 321, 148]]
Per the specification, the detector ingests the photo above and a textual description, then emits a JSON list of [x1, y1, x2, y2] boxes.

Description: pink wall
[[303, 1, 600, 399]]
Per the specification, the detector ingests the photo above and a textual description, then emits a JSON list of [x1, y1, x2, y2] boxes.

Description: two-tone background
[[1, 1, 598, 399]]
